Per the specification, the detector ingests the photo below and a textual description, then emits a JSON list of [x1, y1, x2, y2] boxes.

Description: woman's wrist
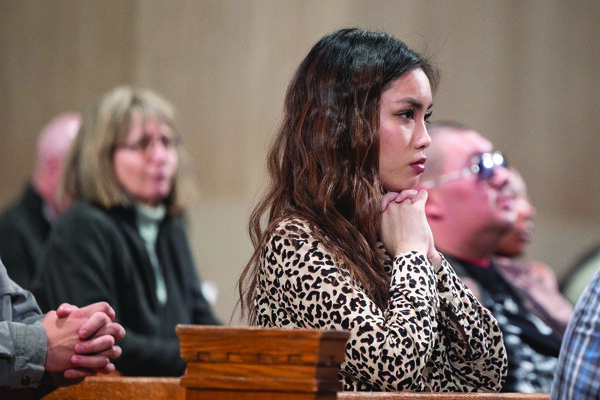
[[428, 251, 443, 272]]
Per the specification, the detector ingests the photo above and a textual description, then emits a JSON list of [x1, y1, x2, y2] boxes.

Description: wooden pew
[[0, 376, 184, 400], [0, 382, 551, 400], [44, 376, 185, 400], [177, 324, 349, 400], [176, 325, 550, 400], [1, 384, 550, 400], [0, 325, 551, 400]]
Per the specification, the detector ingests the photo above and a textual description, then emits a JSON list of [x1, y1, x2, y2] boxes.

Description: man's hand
[[42, 302, 126, 379]]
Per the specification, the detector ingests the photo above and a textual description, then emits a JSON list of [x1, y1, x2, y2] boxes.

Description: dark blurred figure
[[0, 113, 80, 288], [560, 243, 600, 305], [494, 167, 573, 337]]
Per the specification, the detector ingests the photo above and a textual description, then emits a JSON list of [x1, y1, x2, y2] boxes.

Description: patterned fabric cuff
[[12, 323, 47, 387]]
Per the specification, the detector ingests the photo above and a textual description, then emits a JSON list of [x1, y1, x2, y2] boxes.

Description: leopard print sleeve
[[253, 218, 506, 392], [433, 259, 507, 391]]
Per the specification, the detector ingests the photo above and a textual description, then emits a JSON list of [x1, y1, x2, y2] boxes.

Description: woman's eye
[[425, 110, 433, 123], [398, 110, 415, 120], [138, 137, 153, 150]]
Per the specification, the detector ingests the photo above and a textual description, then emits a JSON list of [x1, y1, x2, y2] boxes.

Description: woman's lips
[[410, 158, 426, 174]]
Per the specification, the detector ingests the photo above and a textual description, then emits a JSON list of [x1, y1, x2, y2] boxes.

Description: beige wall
[[1, 0, 599, 323]]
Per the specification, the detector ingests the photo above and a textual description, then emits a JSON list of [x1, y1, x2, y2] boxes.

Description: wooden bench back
[[1, 382, 550, 400], [177, 324, 349, 399], [0, 325, 551, 400], [0, 376, 184, 400]]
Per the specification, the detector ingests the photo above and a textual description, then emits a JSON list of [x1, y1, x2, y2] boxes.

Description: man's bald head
[[420, 120, 478, 183], [419, 120, 515, 259], [33, 112, 81, 216]]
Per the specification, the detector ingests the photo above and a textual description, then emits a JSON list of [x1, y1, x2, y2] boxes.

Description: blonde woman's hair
[[60, 86, 186, 216]]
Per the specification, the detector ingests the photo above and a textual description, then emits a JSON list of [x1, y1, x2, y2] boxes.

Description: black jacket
[[33, 202, 220, 376], [0, 184, 51, 288]]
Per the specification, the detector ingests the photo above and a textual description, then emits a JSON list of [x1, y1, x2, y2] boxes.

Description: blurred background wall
[[1, 0, 599, 323]]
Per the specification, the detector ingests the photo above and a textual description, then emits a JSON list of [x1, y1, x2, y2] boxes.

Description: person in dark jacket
[[33, 86, 220, 377], [493, 167, 572, 337], [0, 112, 80, 288]]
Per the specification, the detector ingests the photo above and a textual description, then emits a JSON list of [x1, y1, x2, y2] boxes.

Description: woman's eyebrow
[[393, 98, 433, 111]]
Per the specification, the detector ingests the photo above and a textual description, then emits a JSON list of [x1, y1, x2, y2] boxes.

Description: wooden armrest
[[43, 376, 184, 400]]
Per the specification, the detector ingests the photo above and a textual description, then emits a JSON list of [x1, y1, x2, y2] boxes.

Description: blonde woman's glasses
[[117, 134, 181, 154]]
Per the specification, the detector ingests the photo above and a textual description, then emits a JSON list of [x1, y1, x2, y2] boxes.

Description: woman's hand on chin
[[379, 189, 431, 257], [380, 189, 419, 212]]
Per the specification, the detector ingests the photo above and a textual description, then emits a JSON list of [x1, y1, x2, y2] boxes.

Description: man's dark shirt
[[444, 253, 561, 393]]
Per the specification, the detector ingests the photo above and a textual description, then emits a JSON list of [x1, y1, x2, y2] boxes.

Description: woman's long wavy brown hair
[[238, 28, 439, 323]]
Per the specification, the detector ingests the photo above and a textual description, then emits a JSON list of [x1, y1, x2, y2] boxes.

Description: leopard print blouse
[[254, 217, 507, 392]]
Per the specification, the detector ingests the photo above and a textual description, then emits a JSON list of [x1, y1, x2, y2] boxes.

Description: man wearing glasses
[[418, 121, 561, 393]]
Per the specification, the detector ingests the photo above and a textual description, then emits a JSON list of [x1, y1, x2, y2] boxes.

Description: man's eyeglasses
[[421, 151, 508, 189], [116, 134, 181, 154]]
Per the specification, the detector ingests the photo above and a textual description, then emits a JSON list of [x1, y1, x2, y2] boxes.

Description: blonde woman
[[34, 86, 220, 376]]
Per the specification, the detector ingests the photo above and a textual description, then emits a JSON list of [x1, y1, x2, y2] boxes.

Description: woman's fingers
[[381, 190, 419, 211], [412, 189, 428, 205], [381, 192, 400, 211]]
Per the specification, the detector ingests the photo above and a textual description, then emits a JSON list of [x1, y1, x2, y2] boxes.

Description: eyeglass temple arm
[[420, 167, 473, 189]]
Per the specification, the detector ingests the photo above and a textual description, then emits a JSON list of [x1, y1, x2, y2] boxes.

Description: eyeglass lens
[[121, 135, 180, 153], [139, 135, 177, 151], [473, 151, 507, 181]]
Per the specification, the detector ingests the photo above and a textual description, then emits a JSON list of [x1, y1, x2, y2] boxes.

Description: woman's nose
[[146, 139, 170, 161], [416, 123, 432, 149]]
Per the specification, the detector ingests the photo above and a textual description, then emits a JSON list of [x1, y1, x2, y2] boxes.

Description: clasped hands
[[41, 301, 126, 379], [380, 189, 442, 270]]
